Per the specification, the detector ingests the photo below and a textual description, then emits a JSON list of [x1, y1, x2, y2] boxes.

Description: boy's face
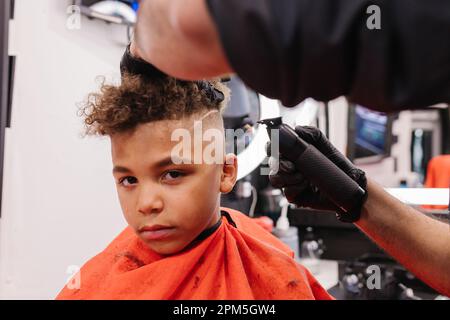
[[111, 113, 237, 255]]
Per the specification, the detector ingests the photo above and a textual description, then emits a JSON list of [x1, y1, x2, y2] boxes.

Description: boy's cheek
[[116, 189, 131, 207], [117, 197, 134, 220], [123, 211, 139, 231]]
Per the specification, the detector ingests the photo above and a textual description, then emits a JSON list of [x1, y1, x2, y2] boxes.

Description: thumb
[[294, 125, 356, 175], [294, 126, 335, 158]]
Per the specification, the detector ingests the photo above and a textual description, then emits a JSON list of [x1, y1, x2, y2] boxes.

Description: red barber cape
[[56, 207, 333, 300], [423, 155, 450, 210]]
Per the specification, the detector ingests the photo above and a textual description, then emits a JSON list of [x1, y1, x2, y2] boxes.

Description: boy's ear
[[220, 154, 238, 194]]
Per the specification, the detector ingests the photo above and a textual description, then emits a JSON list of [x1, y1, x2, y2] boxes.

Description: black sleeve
[[206, 0, 450, 112]]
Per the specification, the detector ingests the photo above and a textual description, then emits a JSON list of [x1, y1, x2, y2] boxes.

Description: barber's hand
[[130, 41, 143, 59], [266, 126, 367, 214], [120, 43, 167, 79]]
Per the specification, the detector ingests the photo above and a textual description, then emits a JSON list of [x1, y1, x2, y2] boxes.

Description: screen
[[354, 105, 388, 158]]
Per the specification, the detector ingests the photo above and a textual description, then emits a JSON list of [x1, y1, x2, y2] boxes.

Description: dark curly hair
[[80, 73, 229, 135]]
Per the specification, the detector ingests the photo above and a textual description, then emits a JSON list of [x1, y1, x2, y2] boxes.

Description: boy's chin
[[141, 238, 186, 256]]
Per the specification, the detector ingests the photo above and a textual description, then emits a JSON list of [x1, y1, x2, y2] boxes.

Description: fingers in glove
[[282, 183, 312, 203], [268, 156, 296, 176], [294, 125, 356, 175], [294, 126, 338, 158], [284, 186, 339, 211], [269, 171, 307, 189]]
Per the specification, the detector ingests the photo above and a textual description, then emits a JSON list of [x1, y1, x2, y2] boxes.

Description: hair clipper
[[258, 117, 366, 215]]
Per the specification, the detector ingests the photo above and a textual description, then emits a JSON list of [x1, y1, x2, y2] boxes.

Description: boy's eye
[[162, 170, 185, 181], [119, 176, 138, 187]]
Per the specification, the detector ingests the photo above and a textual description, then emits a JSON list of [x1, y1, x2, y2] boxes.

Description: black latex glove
[[266, 126, 367, 222]]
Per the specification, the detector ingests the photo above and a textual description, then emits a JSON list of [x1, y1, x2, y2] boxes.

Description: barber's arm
[[358, 179, 450, 296], [135, 0, 450, 112], [134, 0, 231, 80], [268, 126, 450, 296]]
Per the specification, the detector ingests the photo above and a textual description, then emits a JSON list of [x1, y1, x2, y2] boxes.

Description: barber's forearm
[[135, 0, 232, 80], [355, 179, 450, 296]]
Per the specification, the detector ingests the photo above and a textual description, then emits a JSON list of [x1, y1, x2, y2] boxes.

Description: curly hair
[[80, 73, 230, 135]]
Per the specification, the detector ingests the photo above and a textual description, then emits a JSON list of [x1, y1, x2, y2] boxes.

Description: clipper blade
[[257, 117, 283, 129]]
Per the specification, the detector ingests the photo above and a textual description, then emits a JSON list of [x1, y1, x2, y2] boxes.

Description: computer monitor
[[347, 104, 394, 164]]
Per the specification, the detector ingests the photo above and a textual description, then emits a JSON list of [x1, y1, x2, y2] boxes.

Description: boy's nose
[[137, 185, 164, 215]]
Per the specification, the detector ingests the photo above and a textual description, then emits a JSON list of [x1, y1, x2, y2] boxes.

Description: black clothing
[[207, 0, 450, 112]]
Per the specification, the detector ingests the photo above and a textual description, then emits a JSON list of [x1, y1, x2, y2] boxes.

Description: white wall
[[0, 0, 129, 299], [328, 96, 349, 154]]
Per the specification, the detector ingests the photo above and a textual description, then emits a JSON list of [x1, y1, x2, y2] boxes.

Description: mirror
[[340, 100, 449, 211]]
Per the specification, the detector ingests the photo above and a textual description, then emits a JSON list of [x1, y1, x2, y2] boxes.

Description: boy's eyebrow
[[112, 156, 193, 174], [112, 166, 132, 174], [154, 156, 193, 168]]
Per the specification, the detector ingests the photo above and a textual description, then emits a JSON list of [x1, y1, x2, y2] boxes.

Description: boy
[[56, 47, 333, 300]]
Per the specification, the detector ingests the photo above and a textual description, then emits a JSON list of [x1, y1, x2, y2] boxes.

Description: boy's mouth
[[139, 225, 176, 241]]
